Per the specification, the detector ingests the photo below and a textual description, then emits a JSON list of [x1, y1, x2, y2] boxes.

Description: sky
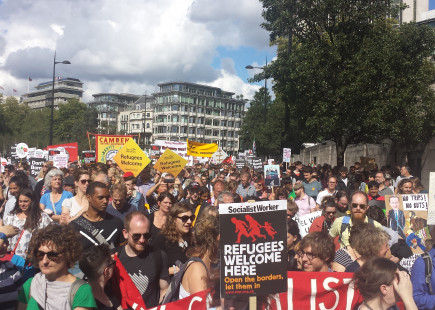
[[0, 0, 276, 102]]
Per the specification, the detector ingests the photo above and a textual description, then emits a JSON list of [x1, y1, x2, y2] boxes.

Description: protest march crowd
[[0, 158, 433, 310]]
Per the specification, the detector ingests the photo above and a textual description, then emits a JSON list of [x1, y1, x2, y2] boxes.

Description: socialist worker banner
[[95, 134, 133, 163], [186, 139, 218, 157], [47, 142, 78, 162], [219, 200, 287, 297]]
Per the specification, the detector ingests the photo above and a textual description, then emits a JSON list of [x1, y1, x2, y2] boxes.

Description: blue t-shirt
[[40, 191, 73, 215]]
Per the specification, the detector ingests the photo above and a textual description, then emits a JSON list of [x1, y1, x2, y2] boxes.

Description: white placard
[[53, 154, 68, 168], [16, 142, 29, 158], [296, 211, 322, 238], [428, 172, 435, 225]]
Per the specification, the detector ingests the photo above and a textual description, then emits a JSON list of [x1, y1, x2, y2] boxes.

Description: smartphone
[[164, 178, 175, 183]]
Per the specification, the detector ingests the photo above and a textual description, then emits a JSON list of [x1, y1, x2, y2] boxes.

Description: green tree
[[258, 0, 435, 166]]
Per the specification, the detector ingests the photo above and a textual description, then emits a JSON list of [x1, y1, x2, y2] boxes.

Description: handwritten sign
[[53, 154, 68, 168], [402, 194, 428, 211], [153, 148, 187, 177], [296, 211, 322, 237], [113, 139, 151, 177]]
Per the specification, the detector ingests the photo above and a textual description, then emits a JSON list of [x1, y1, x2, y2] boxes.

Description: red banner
[[47, 142, 78, 162], [149, 290, 207, 309]]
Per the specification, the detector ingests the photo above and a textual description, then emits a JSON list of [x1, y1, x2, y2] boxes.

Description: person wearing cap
[[294, 182, 316, 217], [375, 171, 394, 196], [63, 175, 75, 194], [183, 182, 202, 211], [123, 172, 145, 212]]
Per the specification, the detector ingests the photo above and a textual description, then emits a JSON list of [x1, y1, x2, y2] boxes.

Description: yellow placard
[[113, 139, 151, 177], [96, 134, 133, 163], [153, 148, 188, 177], [186, 139, 218, 157]]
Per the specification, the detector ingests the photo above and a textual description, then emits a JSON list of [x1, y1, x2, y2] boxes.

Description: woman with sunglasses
[[17, 224, 96, 310], [3, 188, 51, 258], [39, 169, 73, 223], [179, 215, 219, 299], [152, 203, 194, 277], [79, 244, 121, 310], [61, 170, 92, 223], [353, 257, 417, 310], [146, 191, 176, 241]]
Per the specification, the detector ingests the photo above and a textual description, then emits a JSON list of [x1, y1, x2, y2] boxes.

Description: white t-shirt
[[61, 197, 85, 217], [316, 189, 336, 205]]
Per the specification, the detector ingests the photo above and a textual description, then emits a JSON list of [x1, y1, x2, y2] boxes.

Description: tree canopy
[[256, 0, 435, 166]]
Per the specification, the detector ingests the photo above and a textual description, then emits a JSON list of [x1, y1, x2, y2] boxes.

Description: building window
[[205, 119, 212, 126], [228, 121, 233, 127], [147, 123, 150, 128], [213, 120, 219, 126], [146, 113, 150, 117], [171, 126, 178, 133], [221, 120, 226, 126], [189, 128, 196, 134], [172, 105, 179, 111], [213, 130, 219, 136], [180, 126, 188, 133], [205, 129, 212, 136], [189, 116, 196, 123]]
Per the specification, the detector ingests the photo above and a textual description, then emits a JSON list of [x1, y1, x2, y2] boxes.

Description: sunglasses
[[177, 215, 196, 223], [36, 250, 63, 261], [80, 179, 92, 184], [131, 232, 152, 242], [351, 203, 367, 210]]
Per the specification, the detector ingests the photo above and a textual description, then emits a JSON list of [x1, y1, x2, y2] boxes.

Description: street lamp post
[[49, 51, 71, 146], [245, 56, 268, 123]]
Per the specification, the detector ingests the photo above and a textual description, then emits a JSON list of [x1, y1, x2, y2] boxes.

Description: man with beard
[[184, 182, 202, 211], [329, 191, 382, 248], [335, 191, 350, 218]]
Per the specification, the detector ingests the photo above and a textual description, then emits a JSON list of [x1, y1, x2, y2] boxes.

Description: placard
[[186, 139, 218, 157], [53, 154, 68, 168], [47, 142, 78, 162], [153, 148, 188, 177], [219, 200, 287, 297], [211, 148, 228, 164], [386, 194, 429, 254], [264, 165, 280, 187], [296, 211, 322, 238], [29, 158, 45, 178], [113, 139, 151, 177], [0, 157, 6, 173], [428, 172, 435, 225], [16, 142, 28, 159], [82, 151, 96, 164], [283, 148, 291, 163], [235, 158, 245, 170], [96, 134, 133, 163]]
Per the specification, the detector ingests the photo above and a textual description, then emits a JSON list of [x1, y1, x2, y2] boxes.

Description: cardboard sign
[[29, 158, 45, 178], [428, 172, 435, 225], [153, 148, 188, 177], [386, 194, 429, 255], [283, 148, 291, 163], [186, 139, 218, 157], [0, 157, 6, 173], [96, 134, 133, 163], [264, 165, 280, 187], [113, 139, 151, 177], [53, 154, 68, 168], [33, 149, 46, 159], [47, 142, 78, 162], [296, 211, 322, 238], [219, 200, 287, 297], [82, 151, 96, 164]]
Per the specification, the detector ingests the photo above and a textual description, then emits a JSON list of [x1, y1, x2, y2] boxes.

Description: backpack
[[161, 257, 207, 304], [29, 276, 86, 309], [422, 252, 434, 295], [339, 216, 374, 246]]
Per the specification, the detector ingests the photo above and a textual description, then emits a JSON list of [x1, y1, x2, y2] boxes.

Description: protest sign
[[0, 157, 6, 173], [34, 149, 46, 159], [47, 142, 78, 162], [281, 271, 363, 310], [267, 159, 275, 165], [386, 194, 429, 254], [264, 165, 280, 187], [296, 211, 322, 237], [82, 151, 96, 164], [16, 143, 28, 159], [283, 148, 291, 163], [428, 172, 435, 225], [211, 148, 228, 164], [113, 139, 151, 177], [48, 149, 61, 162], [252, 157, 263, 172], [186, 139, 218, 157], [26, 147, 36, 158], [29, 158, 45, 178], [400, 254, 421, 273], [235, 158, 245, 170], [96, 134, 133, 163], [153, 148, 187, 177], [53, 154, 68, 168], [219, 200, 287, 297]]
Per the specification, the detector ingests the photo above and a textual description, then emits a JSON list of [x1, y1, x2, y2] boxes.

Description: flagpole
[[27, 77, 29, 93]]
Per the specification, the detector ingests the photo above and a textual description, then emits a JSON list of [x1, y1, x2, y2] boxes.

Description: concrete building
[[400, 0, 435, 24], [22, 77, 84, 109], [117, 95, 154, 150], [88, 93, 140, 134], [151, 82, 245, 155]]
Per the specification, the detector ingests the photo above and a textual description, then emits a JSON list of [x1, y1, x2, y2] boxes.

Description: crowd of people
[[0, 159, 432, 309]]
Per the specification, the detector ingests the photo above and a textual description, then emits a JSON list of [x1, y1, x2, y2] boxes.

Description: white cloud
[[0, 0, 271, 100]]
